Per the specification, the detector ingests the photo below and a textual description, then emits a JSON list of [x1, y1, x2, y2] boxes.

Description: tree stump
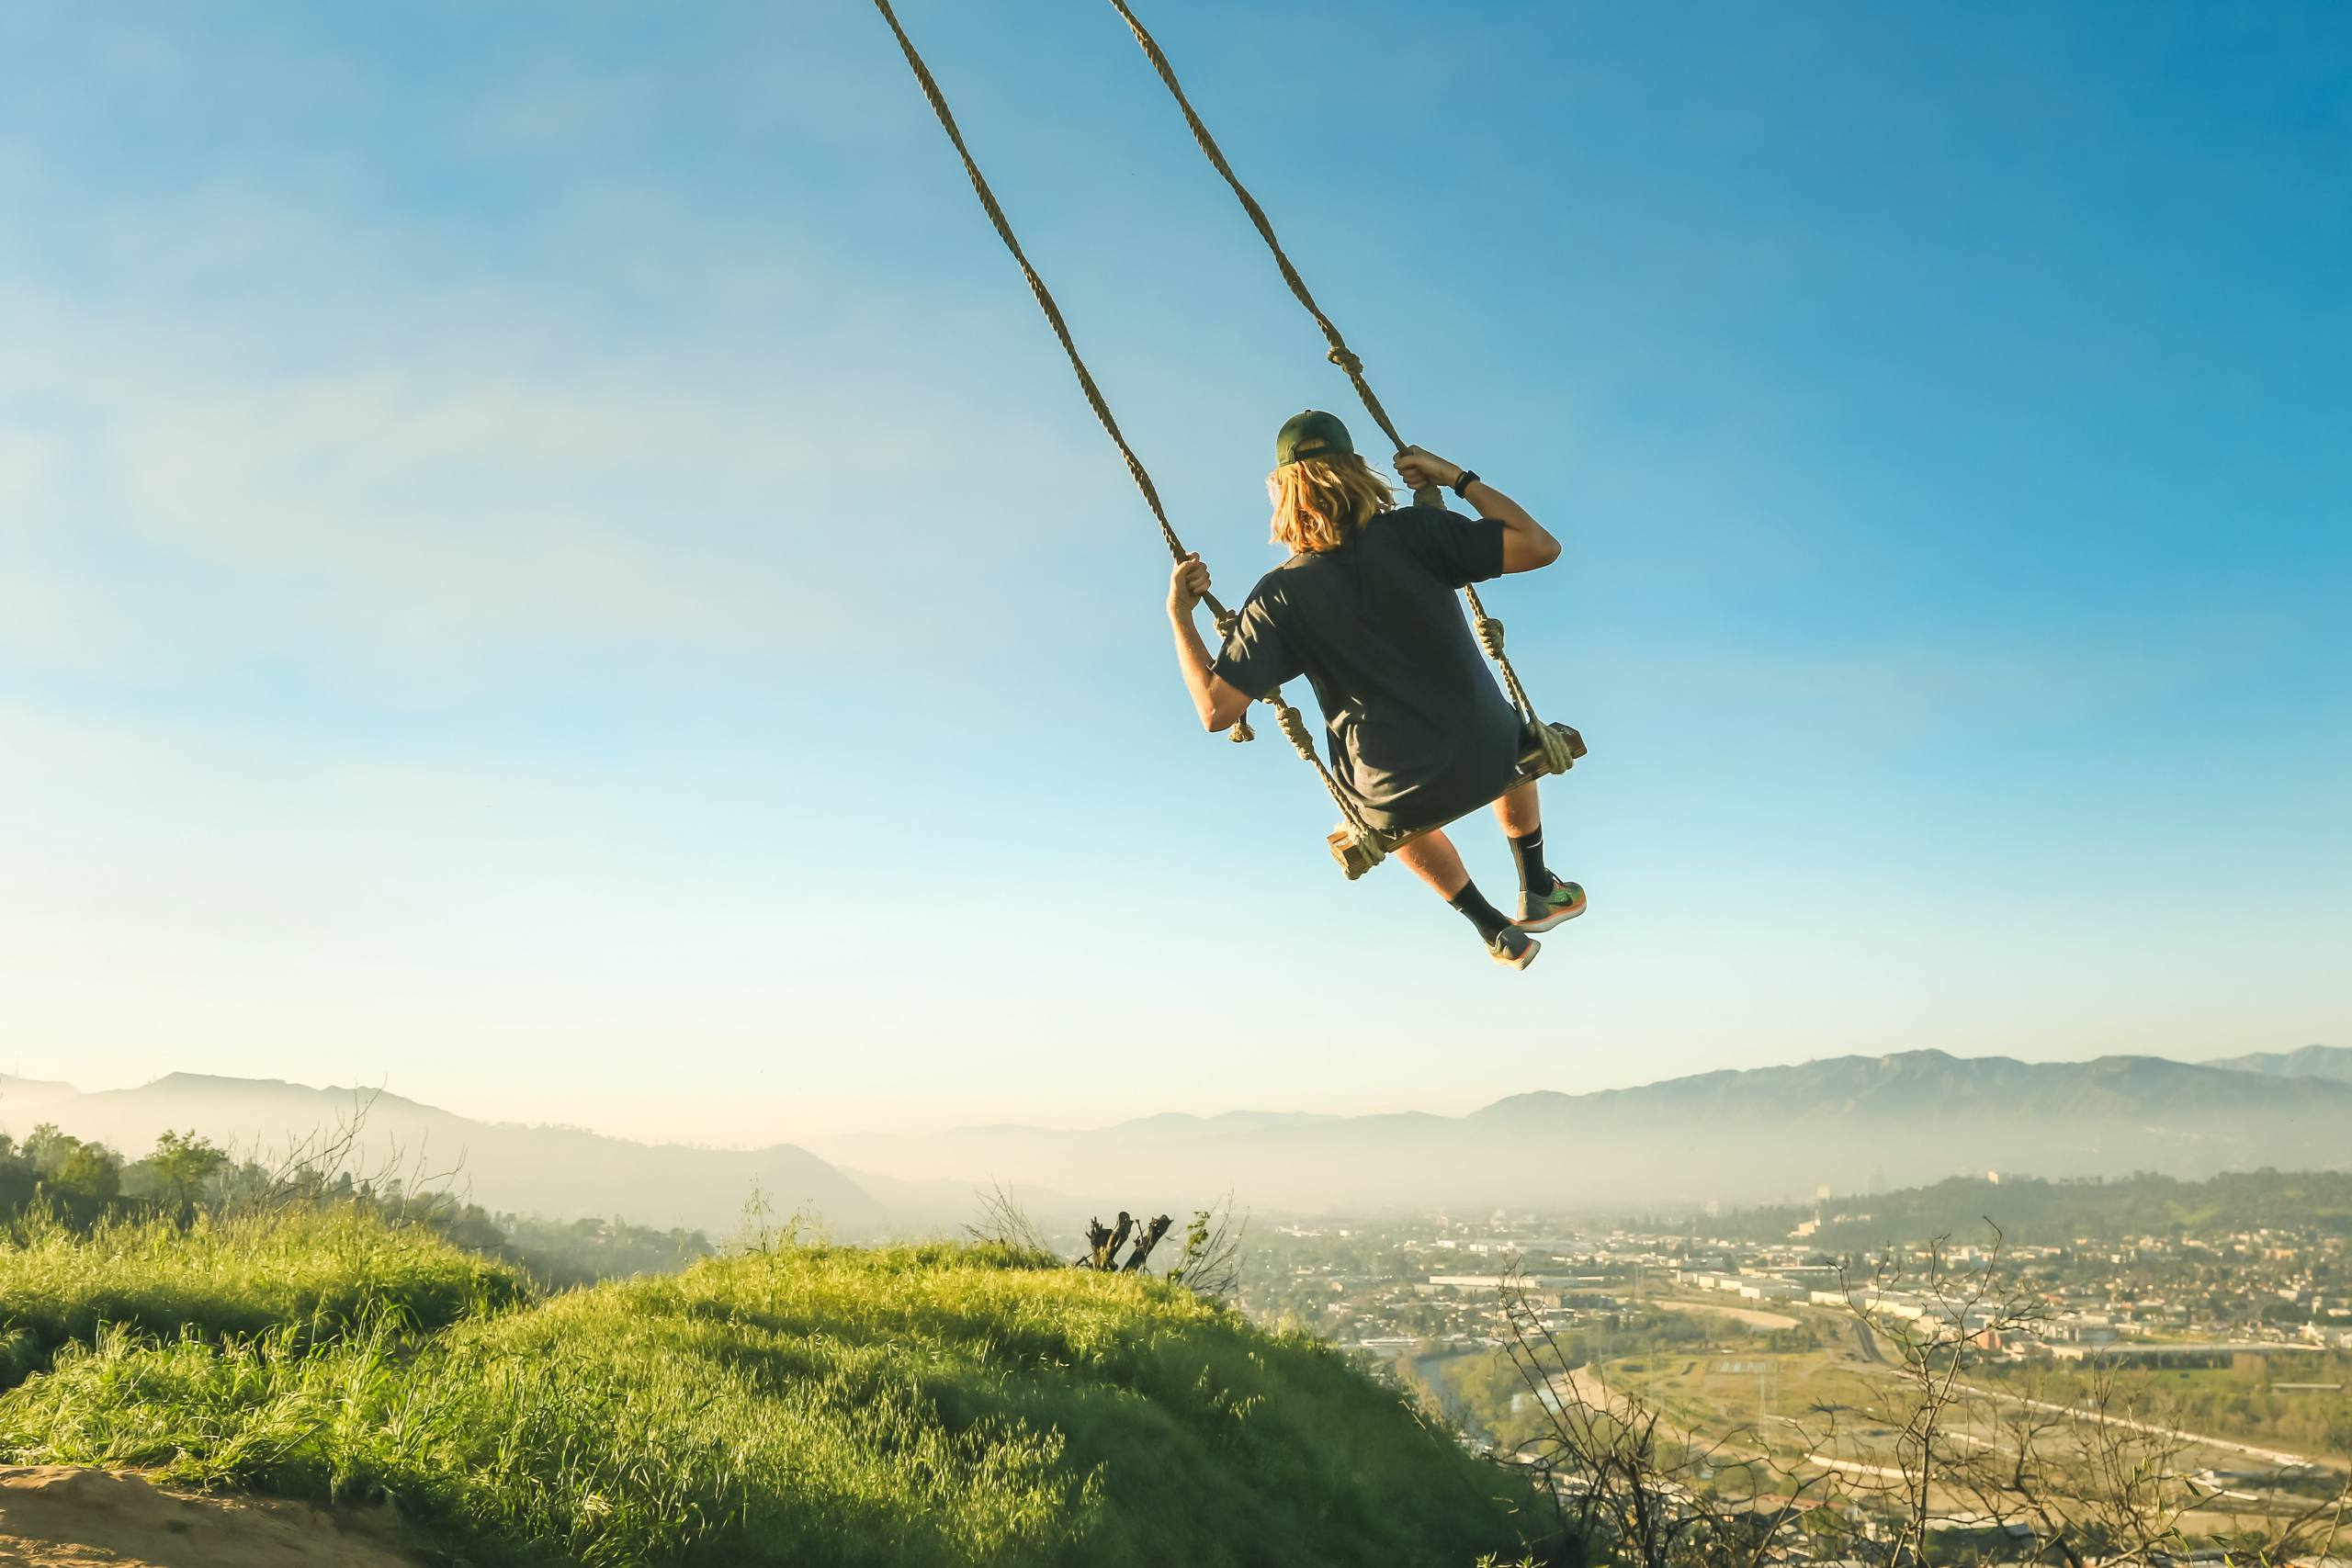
[[1081, 1211, 1172, 1272]]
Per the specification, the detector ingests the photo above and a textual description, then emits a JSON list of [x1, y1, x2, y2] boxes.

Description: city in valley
[[1232, 1173, 2352, 1558]]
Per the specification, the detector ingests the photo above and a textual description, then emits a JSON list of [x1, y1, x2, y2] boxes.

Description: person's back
[[1162, 408, 1589, 969], [1217, 505, 1523, 834]]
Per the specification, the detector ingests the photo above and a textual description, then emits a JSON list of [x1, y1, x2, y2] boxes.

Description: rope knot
[[1326, 346, 1363, 373], [1475, 615, 1507, 660], [1227, 715, 1254, 744], [1211, 607, 1240, 639], [1271, 698, 1317, 760]]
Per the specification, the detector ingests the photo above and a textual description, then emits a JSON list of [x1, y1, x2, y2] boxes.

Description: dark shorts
[[1343, 713, 1526, 835]]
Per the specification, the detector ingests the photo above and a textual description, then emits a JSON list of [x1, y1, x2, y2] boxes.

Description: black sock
[[1448, 881, 1513, 944], [1510, 828, 1555, 897]]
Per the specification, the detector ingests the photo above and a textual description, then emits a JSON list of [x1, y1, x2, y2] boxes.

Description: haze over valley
[[10, 1045, 2345, 1235]]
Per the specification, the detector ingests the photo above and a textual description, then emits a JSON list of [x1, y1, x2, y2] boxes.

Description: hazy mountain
[[13, 1048, 2342, 1232], [808, 1050, 2352, 1215], [0, 1076, 79, 1119], [2201, 1044, 2352, 1083], [838, 1168, 1091, 1242], [0, 1073, 883, 1238]]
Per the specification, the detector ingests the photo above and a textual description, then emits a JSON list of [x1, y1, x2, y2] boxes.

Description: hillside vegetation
[[0, 1121, 718, 1293], [0, 1209, 1546, 1567], [0, 1206, 525, 1389], [1690, 1167, 2352, 1247]]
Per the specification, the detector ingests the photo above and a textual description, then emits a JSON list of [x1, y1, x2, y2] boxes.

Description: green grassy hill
[[0, 1209, 1550, 1566]]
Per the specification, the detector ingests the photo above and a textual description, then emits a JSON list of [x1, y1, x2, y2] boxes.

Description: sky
[[3, 1, 2346, 1144]]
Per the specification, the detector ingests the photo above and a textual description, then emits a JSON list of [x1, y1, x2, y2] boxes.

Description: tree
[[52, 1143, 121, 1201], [144, 1129, 230, 1218], [20, 1123, 81, 1178]]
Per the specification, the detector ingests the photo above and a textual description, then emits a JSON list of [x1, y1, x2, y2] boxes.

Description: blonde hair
[[1266, 453, 1396, 555]]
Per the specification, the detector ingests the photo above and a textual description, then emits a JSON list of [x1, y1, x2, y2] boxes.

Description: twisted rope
[[873, 0, 1197, 584], [1268, 691, 1381, 850], [874, 0, 1396, 840], [1104, 0, 1412, 468], [1106, 0, 1569, 773]]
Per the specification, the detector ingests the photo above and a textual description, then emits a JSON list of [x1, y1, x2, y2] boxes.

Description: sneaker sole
[[1516, 896, 1589, 934], [1492, 936, 1542, 971]]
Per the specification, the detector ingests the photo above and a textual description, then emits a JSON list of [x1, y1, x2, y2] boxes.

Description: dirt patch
[[0, 1467, 421, 1568]]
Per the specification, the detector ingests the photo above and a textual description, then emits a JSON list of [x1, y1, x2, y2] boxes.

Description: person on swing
[[1166, 409, 1586, 969]]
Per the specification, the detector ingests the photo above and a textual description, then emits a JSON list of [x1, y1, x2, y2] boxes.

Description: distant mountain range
[[2202, 1043, 2352, 1083], [0, 1073, 884, 1238], [6, 1046, 2343, 1230], [807, 1047, 2352, 1214]]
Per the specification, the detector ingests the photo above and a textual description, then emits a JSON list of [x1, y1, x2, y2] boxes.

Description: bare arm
[[1167, 554, 1253, 733], [1395, 446, 1561, 572]]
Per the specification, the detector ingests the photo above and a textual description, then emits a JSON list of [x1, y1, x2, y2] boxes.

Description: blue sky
[[3, 1, 2346, 1142]]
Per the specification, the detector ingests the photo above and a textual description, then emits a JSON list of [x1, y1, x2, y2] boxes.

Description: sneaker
[[1487, 927, 1541, 970], [1515, 879, 1588, 932]]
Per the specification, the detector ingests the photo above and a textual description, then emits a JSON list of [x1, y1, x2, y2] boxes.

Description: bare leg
[[1398, 824, 1531, 963], [1493, 779, 1542, 838], [1393, 829, 1470, 899]]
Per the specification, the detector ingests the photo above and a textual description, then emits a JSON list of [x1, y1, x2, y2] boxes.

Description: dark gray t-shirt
[[1213, 505, 1523, 833]]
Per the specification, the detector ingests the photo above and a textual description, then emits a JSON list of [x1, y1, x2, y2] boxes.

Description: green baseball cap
[[1274, 409, 1354, 467]]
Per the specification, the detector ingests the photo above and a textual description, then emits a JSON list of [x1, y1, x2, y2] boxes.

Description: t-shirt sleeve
[[1210, 589, 1305, 698], [1407, 505, 1508, 588]]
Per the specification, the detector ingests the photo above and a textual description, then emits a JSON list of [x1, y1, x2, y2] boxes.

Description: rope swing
[[871, 0, 1582, 876], [870, 0, 1386, 852], [1102, 0, 1575, 779]]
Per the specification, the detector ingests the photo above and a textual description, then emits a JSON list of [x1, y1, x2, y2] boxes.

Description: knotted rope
[[872, 0, 1385, 850], [1105, 0, 1573, 777]]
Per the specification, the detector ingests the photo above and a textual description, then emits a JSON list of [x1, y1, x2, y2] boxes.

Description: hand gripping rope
[[1102, 0, 1575, 779]]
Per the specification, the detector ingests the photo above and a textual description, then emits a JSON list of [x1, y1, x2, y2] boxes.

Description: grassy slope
[[0, 1216, 1546, 1567], [0, 1207, 526, 1388]]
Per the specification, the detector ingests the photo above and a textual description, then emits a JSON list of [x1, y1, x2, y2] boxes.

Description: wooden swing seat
[[1325, 721, 1588, 881]]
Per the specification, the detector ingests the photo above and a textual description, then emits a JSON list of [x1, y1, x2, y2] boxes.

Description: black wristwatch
[[1450, 468, 1480, 498]]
